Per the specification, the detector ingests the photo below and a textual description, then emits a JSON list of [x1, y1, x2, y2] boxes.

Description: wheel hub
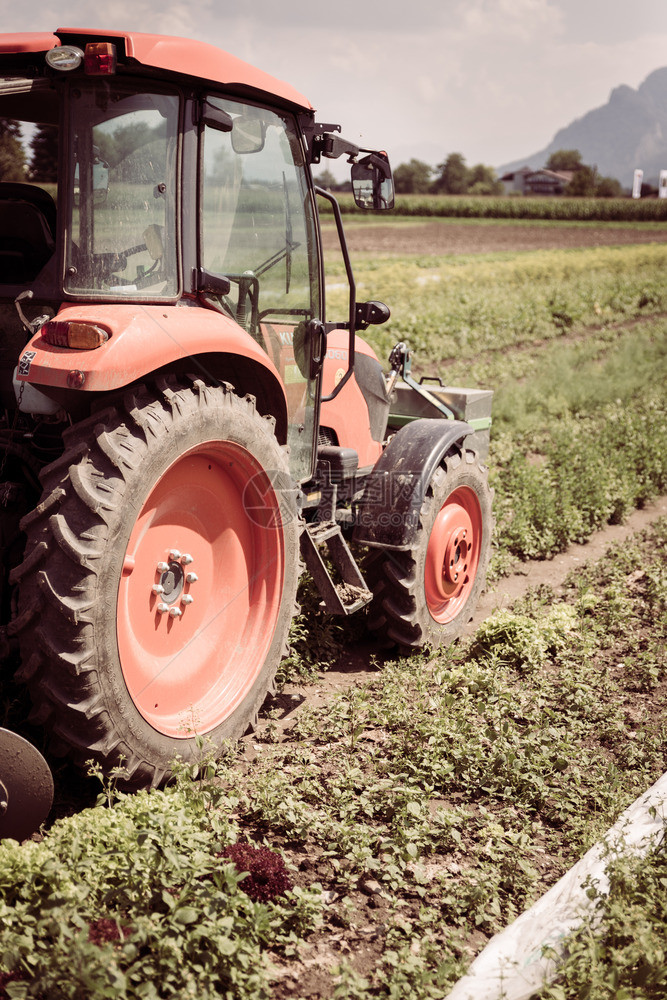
[[427, 504, 474, 602], [151, 552, 197, 616], [159, 561, 184, 602], [443, 529, 469, 587]]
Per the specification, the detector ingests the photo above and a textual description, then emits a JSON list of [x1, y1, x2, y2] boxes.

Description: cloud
[[1, 0, 666, 171], [0, 0, 212, 37], [456, 0, 563, 42]]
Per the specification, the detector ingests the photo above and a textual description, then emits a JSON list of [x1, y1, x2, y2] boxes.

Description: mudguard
[[14, 302, 290, 439], [354, 417, 474, 550], [15, 303, 283, 393]]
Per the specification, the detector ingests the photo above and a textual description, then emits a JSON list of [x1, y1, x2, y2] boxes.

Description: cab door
[[199, 96, 322, 482]]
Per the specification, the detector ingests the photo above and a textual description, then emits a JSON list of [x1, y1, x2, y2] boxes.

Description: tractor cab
[[0, 31, 393, 484]]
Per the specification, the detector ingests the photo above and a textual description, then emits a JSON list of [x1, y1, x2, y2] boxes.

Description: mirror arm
[[320, 133, 360, 162], [315, 186, 357, 403]]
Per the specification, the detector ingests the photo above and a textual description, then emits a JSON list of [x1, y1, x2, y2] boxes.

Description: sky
[[2, 0, 666, 175]]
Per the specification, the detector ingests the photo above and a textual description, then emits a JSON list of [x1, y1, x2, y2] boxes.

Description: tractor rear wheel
[[366, 448, 492, 650], [11, 378, 299, 785]]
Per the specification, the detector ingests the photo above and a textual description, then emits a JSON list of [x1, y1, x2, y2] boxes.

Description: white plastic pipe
[[445, 771, 667, 1000]]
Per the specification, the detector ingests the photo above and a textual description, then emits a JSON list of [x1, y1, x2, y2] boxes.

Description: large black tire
[[365, 448, 492, 650], [10, 377, 300, 785]]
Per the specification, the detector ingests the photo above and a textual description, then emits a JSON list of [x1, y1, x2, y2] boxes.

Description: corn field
[[323, 193, 667, 222]]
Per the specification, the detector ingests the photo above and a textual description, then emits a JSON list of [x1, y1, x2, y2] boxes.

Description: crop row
[[327, 243, 667, 366], [321, 192, 667, 221], [326, 245, 667, 585]]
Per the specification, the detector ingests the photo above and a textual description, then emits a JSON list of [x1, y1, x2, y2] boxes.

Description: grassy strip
[[322, 214, 667, 233], [490, 384, 667, 568], [326, 244, 667, 366], [2, 522, 663, 997], [320, 194, 667, 222]]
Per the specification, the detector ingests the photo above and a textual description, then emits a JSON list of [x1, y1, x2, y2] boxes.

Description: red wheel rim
[[424, 486, 482, 624], [117, 442, 285, 738]]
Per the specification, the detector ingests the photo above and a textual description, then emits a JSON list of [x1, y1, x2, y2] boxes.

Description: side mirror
[[351, 151, 394, 210], [231, 117, 267, 154]]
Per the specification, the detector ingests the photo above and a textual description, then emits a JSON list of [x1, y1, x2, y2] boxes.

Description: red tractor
[[0, 29, 492, 834]]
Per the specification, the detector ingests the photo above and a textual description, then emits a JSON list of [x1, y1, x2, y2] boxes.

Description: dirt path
[[256, 495, 667, 736], [320, 221, 667, 256]]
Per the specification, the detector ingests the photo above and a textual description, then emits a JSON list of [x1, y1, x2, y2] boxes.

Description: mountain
[[498, 67, 667, 188]]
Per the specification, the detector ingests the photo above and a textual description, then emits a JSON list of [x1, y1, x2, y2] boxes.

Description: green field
[[322, 192, 667, 221], [328, 243, 667, 576], [1, 226, 666, 999]]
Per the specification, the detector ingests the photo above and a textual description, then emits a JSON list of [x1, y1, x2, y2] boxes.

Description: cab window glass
[[201, 97, 319, 325], [66, 84, 179, 297]]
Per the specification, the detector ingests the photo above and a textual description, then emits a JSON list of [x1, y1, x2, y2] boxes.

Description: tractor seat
[[0, 183, 56, 283]]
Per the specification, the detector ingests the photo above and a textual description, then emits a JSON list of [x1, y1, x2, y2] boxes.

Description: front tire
[[366, 448, 492, 650], [11, 378, 299, 785]]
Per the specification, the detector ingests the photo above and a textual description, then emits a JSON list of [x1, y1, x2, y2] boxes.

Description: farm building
[[500, 166, 533, 194], [500, 166, 574, 195]]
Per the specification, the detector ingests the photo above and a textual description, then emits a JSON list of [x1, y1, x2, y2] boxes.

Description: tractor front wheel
[[11, 378, 299, 785], [366, 448, 492, 650]]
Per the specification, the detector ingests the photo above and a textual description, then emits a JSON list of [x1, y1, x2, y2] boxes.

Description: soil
[[320, 220, 667, 256]]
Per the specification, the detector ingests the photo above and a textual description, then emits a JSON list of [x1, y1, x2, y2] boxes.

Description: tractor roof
[[0, 28, 313, 111]]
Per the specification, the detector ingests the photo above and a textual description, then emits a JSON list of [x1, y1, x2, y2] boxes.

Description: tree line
[[540, 150, 623, 198], [395, 153, 503, 195], [0, 118, 168, 185], [392, 150, 624, 197], [4, 122, 628, 200], [0, 120, 58, 182], [314, 153, 503, 197], [316, 149, 626, 198]]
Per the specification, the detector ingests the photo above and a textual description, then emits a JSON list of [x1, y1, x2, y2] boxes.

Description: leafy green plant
[[221, 843, 292, 902], [0, 777, 321, 999]]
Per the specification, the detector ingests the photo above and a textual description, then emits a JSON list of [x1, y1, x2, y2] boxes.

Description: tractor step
[[301, 521, 372, 615]]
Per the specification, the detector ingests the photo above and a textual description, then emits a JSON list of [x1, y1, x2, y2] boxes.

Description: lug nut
[[180, 553, 194, 565], [157, 561, 169, 572], [169, 549, 181, 562], [169, 606, 182, 618], [185, 572, 198, 584], [157, 602, 170, 614], [152, 584, 165, 595], [181, 594, 194, 605]]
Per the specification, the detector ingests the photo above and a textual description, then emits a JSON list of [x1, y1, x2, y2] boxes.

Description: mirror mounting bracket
[[307, 122, 360, 164]]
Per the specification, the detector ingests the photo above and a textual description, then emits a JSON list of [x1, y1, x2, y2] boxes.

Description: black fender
[[353, 418, 474, 550]]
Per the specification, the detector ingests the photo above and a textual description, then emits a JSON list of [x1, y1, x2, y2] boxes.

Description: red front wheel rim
[[117, 442, 285, 738], [424, 486, 483, 624]]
